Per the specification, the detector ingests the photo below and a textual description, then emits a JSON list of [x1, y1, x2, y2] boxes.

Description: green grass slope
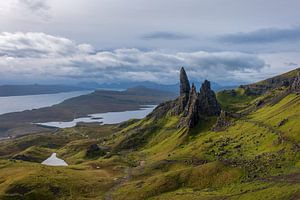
[[0, 69, 300, 199]]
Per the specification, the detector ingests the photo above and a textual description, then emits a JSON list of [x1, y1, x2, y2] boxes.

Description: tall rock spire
[[180, 67, 191, 96], [177, 67, 191, 114]]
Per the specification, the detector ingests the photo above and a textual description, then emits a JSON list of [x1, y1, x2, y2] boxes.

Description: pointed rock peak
[[198, 79, 221, 116], [180, 67, 190, 96], [200, 80, 211, 92]]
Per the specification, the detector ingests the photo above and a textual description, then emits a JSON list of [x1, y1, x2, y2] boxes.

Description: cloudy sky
[[0, 0, 299, 85]]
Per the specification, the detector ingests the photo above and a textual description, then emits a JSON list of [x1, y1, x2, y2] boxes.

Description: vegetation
[[0, 69, 300, 199]]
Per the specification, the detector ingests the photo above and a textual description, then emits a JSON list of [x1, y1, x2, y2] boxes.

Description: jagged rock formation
[[148, 67, 221, 129], [291, 72, 300, 93], [183, 83, 201, 128], [180, 80, 221, 128], [176, 68, 221, 128], [198, 80, 221, 116]]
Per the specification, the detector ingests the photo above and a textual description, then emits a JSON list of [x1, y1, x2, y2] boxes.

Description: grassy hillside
[[0, 69, 300, 199]]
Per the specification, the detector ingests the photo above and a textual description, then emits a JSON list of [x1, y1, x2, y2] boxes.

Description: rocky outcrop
[[177, 67, 191, 114], [240, 68, 300, 95], [181, 83, 201, 128], [147, 67, 221, 129], [291, 72, 300, 93], [198, 80, 221, 116], [182, 80, 221, 128], [212, 110, 232, 132]]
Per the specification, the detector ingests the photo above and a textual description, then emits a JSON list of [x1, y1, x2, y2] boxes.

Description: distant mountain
[[78, 81, 236, 94], [0, 84, 87, 97], [0, 81, 234, 97]]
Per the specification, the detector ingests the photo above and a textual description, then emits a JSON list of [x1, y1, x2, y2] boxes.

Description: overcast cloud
[[0, 0, 299, 85], [0, 32, 266, 84], [219, 26, 300, 44]]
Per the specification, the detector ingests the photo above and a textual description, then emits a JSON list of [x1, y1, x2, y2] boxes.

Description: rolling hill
[[0, 67, 299, 200]]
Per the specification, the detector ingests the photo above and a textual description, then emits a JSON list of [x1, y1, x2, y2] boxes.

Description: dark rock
[[86, 144, 106, 158], [278, 118, 288, 127], [180, 83, 201, 128], [179, 80, 221, 129], [180, 67, 191, 96], [212, 110, 232, 132], [145, 67, 221, 129], [198, 80, 221, 116], [178, 67, 191, 114], [291, 72, 300, 93], [256, 100, 263, 107]]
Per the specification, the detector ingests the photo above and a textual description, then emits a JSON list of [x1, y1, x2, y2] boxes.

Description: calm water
[[37, 105, 156, 128], [42, 153, 68, 166], [0, 91, 92, 115]]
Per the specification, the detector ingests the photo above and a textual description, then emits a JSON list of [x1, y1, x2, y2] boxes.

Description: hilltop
[[0, 67, 300, 199]]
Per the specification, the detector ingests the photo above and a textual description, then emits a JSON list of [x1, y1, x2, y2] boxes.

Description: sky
[[0, 0, 300, 85]]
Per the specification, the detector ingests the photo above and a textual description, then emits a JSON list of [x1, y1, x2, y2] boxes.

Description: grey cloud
[[141, 32, 192, 40], [18, 0, 50, 18], [20, 0, 49, 11], [219, 26, 300, 44], [0, 32, 266, 84]]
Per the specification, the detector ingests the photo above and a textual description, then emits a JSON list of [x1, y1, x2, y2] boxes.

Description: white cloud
[[0, 32, 266, 84], [0, 32, 94, 58]]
